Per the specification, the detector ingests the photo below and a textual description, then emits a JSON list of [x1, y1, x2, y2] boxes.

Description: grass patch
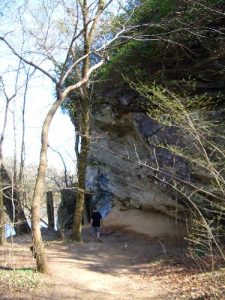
[[0, 268, 45, 291]]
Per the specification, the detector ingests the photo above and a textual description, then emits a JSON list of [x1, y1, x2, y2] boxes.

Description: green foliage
[[98, 0, 180, 84], [130, 0, 177, 24], [98, 0, 225, 89], [61, 96, 77, 121]]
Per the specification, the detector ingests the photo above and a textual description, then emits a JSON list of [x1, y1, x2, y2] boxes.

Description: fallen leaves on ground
[[132, 255, 225, 299]]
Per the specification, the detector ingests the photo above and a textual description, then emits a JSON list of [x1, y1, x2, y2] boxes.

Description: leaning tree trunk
[[31, 132, 50, 274], [73, 95, 90, 242], [31, 97, 63, 274]]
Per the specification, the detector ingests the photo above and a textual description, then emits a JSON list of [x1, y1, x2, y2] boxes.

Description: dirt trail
[[3, 226, 175, 299], [46, 226, 167, 299]]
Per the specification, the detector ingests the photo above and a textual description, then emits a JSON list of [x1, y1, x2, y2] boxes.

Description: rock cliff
[[86, 86, 224, 238], [86, 98, 189, 238], [59, 0, 225, 239]]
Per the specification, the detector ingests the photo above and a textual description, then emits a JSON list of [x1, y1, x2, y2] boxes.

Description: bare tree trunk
[[0, 84, 10, 245], [46, 191, 54, 230], [0, 0, 106, 250], [14, 150, 31, 235], [0, 174, 6, 245], [15, 68, 31, 235], [75, 130, 80, 162], [72, 0, 92, 242], [13, 107, 30, 235], [31, 96, 63, 274], [73, 95, 90, 241], [32, 146, 50, 274]]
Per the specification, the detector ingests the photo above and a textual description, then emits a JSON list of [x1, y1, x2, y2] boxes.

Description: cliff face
[[62, 1, 225, 239], [86, 81, 225, 238], [87, 101, 188, 238]]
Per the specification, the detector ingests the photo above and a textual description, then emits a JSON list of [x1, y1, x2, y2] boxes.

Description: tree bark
[[73, 95, 90, 241], [0, 175, 6, 245], [31, 96, 63, 274], [71, 0, 105, 241], [46, 191, 54, 230], [15, 68, 31, 235], [0, 91, 9, 245]]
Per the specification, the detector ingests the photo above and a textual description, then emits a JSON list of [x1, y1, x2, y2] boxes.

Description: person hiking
[[90, 206, 103, 242]]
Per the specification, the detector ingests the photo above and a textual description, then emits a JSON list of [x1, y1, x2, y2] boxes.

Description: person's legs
[[97, 231, 100, 240], [91, 226, 97, 239], [91, 226, 102, 241], [96, 227, 101, 241]]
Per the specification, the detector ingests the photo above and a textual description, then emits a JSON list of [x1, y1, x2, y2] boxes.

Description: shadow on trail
[[1, 227, 183, 299], [46, 226, 184, 277]]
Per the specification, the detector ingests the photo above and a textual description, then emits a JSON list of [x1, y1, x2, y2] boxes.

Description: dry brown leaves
[[136, 255, 225, 300]]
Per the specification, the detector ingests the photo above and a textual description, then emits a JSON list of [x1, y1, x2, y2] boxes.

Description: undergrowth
[[0, 268, 46, 292]]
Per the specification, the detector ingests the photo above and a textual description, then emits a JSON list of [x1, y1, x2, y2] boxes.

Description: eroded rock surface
[[87, 103, 187, 238]]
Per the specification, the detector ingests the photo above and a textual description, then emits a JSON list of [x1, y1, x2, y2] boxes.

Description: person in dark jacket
[[90, 206, 103, 241]]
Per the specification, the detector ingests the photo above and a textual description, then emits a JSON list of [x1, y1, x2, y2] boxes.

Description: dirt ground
[[0, 226, 224, 300], [46, 226, 170, 300]]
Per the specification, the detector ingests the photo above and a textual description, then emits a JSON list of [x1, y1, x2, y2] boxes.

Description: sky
[[0, 73, 76, 174], [0, 0, 124, 176], [0, 1, 79, 174]]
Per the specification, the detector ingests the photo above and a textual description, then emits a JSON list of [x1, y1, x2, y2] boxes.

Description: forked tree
[[0, 0, 129, 273]]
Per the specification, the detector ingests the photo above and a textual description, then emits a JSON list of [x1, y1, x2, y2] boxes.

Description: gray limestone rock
[[87, 104, 187, 238]]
